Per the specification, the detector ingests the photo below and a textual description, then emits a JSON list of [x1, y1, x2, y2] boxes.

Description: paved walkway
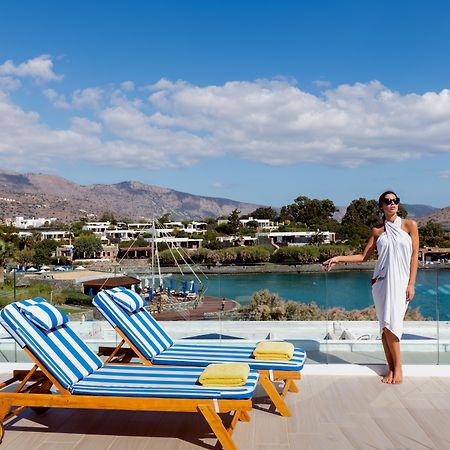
[[2, 374, 450, 449]]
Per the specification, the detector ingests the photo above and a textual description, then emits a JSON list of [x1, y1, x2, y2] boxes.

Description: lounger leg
[[239, 410, 250, 422], [259, 375, 291, 417], [287, 379, 300, 393], [281, 379, 299, 397], [198, 405, 238, 450], [227, 409, 250, 435], [0, 401, 11, 442]]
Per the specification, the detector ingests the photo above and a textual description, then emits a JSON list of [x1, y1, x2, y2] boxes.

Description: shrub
[[239, 290, 429, 321], [61, 290, 92, 306]]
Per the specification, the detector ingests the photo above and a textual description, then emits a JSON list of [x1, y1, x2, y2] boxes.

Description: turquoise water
[[204, 269, 450, 320]]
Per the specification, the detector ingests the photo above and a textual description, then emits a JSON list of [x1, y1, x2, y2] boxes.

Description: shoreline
[[82, 260, 450, 275]]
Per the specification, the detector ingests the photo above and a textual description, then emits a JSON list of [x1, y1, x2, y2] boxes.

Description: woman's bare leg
[[383, 328, 403, 384], [381, 329, 394, 383]]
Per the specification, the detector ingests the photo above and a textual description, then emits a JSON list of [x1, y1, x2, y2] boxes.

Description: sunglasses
[[383, 197, 400, 205]]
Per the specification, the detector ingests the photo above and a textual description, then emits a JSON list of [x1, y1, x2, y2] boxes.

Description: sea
[[204, 269, 450, 321]]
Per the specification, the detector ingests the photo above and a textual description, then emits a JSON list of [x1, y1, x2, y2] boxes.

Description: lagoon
[[204, 269, 450, 320]]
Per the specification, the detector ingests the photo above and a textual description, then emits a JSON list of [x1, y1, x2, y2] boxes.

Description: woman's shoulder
[[402, 218, 418, 231], [371, 223, 385, 237]]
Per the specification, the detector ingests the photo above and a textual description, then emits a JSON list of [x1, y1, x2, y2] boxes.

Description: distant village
[[4, 214, 337, 265]]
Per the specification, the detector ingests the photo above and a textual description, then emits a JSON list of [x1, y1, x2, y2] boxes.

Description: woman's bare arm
[[322, 227, 379, 271]]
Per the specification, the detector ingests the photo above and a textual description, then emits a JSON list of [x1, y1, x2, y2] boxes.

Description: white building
[[163, 221, 208, 234], [256, 231, 336, 247], [14, 216, 56, 229], [145, 237, 203, 250], [82, 222, 111, 234], [40, 231, 69, 241], [217, 217, 278, 231]]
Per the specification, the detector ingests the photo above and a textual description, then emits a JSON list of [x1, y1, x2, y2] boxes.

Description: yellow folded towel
[[199, 363, 250, 387], [253, 341, 295, 360]]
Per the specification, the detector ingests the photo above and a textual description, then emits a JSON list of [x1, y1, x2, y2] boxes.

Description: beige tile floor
[[2, 373, 450, 449]]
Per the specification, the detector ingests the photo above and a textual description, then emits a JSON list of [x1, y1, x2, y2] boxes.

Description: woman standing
[[323, 191, 419, 384]]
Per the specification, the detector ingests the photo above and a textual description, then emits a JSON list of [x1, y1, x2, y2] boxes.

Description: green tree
[[340, 198, 381, 245], [158, 213, 172, 224], [228, 209, 241, 234], [419, 221, 445, 247], [247, 207, 277, 221], [32, 240, 59, 266], [16, 247, 35, 267], [279, 196, 337, 230], [99, 211, 117, 224], [73, 235, 103, 259]]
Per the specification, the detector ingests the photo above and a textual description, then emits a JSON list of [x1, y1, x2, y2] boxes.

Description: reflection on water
[[205, 269, 450, 320]]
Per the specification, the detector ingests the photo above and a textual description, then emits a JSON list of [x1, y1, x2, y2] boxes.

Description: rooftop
[[2, 367, 450, 449]]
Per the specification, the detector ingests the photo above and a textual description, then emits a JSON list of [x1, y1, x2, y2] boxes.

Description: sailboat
[[142, 220, 208, 314]]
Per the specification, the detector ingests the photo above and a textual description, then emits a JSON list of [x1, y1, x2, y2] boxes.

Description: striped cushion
[[0, 301, 103, 389], [93, 289, 173, 358], [72, 365, 259, 399], [18, 299, 68, 331], [93, 288, 306, 372], [108, 287, 147, 312], [152, 343, 306, 371]]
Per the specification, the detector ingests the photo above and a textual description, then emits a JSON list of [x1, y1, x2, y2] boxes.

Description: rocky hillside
[[417, 206, 450, 227], [0, 171, 259, 222]]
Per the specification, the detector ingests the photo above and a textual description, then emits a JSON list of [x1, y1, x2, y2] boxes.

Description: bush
[[270, 244, 352, 264], [60, 290, 92, 306], [239, 290, 429, 321]]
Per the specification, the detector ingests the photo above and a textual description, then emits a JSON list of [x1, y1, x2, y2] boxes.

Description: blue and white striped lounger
[[0, 299, 259, 449], [94, 288, 306, 416]]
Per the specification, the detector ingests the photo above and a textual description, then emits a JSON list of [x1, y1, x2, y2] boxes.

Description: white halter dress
[[372, 217, 412, 340]]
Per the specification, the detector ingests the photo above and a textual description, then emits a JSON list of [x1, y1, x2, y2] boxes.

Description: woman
[[323, 191, 419, 384]]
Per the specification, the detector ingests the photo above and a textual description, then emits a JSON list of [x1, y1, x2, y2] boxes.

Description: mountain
[[333, 203, 440, 223], [417, 206, 450, 227], [402, 203, 437, 218], [0, 171, 260, 222]]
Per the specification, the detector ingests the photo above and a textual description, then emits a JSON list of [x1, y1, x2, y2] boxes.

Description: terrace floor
[[2, 371, 450, 450]]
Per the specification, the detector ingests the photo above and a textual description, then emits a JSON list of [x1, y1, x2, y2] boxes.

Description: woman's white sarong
[[372, 217, 412, 340]]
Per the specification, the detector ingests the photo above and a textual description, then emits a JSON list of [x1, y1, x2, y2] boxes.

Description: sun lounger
[[0, 298, 259, 449], [94, 287, 306, 416]]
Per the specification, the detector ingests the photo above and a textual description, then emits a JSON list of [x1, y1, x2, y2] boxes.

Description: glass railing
[[0, 264, 449, 366]]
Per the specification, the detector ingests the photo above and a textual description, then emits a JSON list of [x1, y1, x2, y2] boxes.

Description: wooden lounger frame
[[0, 347, 251, 450], [98, 326, 302, 417]]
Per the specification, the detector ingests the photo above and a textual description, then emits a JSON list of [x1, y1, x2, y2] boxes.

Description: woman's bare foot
[[392, 367, 403, 384], [381, 370, 394, 384]]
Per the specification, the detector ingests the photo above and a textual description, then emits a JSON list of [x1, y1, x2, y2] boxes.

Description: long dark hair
[[378, 190, 398, 209], [378, 190, 400, 221]]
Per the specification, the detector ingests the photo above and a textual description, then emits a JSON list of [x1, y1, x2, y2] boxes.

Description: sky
[[0, 0, 450, 208]]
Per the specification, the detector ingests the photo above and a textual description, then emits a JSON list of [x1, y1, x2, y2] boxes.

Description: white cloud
[[313, 79, 331, 88], [0, 76, 21, 91], [120, 81, 135, 91], [72, 87, 103, 110], [439, 169, 450, 179], [2, 68, 450, 174], [44, 87, 103, 110], [0, 55, 62, 81]]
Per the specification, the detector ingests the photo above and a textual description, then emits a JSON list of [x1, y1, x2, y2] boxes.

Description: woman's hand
[[406, 284, 415, 301], [322, 257, 339, 272]]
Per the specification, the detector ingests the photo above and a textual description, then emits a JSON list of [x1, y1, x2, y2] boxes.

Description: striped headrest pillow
[[107, 287, 147, 313], [18, 299, 68, 331]]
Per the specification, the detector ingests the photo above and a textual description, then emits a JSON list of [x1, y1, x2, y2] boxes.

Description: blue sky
[[0, 0, 449, 208]]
